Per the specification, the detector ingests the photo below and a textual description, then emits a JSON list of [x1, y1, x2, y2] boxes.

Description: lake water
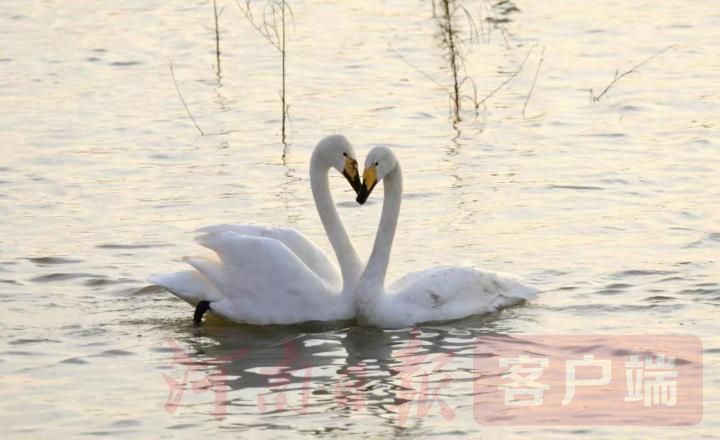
[[1, 0, 718, 438]]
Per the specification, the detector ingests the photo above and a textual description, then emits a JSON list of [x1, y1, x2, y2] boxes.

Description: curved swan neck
[[362, 163, 403, 290], [309, 154, 362, 288]]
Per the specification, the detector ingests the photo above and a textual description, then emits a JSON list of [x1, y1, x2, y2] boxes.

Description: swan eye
[[374, 161, 379, 166], [342, 152, 348, 157]]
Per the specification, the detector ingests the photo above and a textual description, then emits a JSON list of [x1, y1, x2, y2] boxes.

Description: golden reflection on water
[[0, 0, 718, 438]]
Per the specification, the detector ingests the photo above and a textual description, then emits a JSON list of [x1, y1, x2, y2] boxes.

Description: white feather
[[148, 135, 363, 325], [354, 146, 538, 328]]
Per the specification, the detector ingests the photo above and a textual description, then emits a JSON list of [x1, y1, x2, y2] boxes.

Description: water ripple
[[29, 273, 104, 283], [547, 185, 604, 191], [685, 232, 720, 248], [97, 243, 174, 249], [26, 256, 83, 265]]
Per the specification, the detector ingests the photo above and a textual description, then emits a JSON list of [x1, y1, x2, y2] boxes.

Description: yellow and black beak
[[342, 156, 362, 194], [356, 165, 378, 205]]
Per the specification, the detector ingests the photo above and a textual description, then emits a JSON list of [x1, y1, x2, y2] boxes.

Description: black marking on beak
[[193, 300, 211, 325], [343, 168, 362, 194], [356, 180, 377, 205]]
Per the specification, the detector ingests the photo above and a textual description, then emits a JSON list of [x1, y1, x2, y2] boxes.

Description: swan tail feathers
[[489, 283, 539, 310], [508, 283, 540, 301], [148, 269, 218, 305], [182, 257, 227, 299]]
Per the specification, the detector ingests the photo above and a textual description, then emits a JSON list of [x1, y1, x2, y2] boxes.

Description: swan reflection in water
[[158, 310, 528, 428]]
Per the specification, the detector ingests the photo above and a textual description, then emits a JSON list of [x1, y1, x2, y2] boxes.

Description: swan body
[[195, 224, 342, 289], [353, 146, 538, 328], [149, 135, 363, 325], [149, 225, 340, 304]]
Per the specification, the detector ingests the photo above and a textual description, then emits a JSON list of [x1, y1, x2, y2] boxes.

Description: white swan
[[352, 146, 538, 328], [149, 135, 364, 325]]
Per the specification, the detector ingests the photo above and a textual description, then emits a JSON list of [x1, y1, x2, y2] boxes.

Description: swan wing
[[376, 266, 538, 327], [197, 224, 341, 289], [192, 231, 349, 324]]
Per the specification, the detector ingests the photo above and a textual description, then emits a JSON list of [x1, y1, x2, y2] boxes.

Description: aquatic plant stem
[[591, 45, 675, 102], [281, 0, 287, 146], [169, 62, 205, 136], [213, 0, 221, 77], [477, 44, 535, 109], [523, 45, 545, 117]]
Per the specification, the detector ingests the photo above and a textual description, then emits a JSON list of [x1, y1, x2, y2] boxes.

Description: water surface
[[1, 0, 719, 438]]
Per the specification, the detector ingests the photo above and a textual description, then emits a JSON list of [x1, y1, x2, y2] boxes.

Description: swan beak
[[342, 157, 362, 194], [356, 165, 377, 205]]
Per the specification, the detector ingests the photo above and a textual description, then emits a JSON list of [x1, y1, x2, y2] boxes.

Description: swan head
[[356, 146, 398, 204], [314, 134, 362, 193]]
